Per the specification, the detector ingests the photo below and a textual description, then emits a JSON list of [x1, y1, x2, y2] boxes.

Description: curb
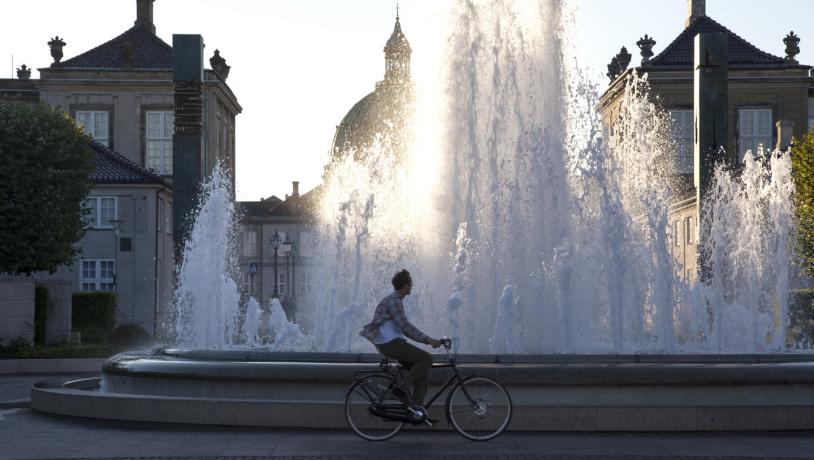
[[0, 358, 107, 375], [0, 399, 29, 409]]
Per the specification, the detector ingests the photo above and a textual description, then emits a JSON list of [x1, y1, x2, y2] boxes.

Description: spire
[[383, 10, 411, 84]]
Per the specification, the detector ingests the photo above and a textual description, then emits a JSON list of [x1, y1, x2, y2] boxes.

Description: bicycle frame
[[352, 352, 480, 416]]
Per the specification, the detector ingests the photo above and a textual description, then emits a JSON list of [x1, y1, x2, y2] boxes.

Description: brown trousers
[[376, 338, 433, 405]]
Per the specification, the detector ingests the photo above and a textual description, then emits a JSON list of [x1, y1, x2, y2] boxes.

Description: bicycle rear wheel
[[345, 374, 405, 441], [446, 376, 512, 441]]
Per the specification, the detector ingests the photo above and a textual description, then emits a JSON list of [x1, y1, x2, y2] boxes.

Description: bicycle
[[345, 337, 512, 441]]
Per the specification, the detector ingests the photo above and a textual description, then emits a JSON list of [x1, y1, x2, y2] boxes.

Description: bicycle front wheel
[[446, 376, 512, 441], [345, 374, 405, 441]]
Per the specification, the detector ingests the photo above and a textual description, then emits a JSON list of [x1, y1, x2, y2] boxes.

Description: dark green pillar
[[172, 34, 205, 261], [694, 32, 728, 281]]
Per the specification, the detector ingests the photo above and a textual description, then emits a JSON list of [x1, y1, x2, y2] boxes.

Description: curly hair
[[391, 269, 412, 290]]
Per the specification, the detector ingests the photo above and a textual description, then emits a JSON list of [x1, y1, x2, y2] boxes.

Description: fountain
[[31, 0, 814, 430]]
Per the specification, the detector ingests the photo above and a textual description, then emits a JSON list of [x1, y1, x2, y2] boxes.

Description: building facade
[[0, 0, 241, 335], [600, 0, 814, 281]]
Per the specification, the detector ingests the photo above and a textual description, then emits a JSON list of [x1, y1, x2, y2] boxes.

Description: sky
[[1, 1, 812, 201]]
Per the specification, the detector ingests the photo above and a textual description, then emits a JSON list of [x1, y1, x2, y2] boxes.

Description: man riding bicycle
[[359, 269, 442, 414]]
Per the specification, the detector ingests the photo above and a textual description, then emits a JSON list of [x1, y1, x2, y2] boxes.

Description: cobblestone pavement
[[2, 407, 814, 460]]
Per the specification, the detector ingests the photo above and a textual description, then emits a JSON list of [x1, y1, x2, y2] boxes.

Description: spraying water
[[167, 0, 800, 354]]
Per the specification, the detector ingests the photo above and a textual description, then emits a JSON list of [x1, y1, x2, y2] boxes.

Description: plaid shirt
[[359, 291, 430, 344]]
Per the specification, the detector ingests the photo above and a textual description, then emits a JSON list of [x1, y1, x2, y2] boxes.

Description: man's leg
[[377, 339, 433, 405]]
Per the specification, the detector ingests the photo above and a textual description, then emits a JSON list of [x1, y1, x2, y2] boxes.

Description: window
[[80, 259, 115, 292], [738, 108, 772, 162], [668, 109, 693, 174], [298, 268, 312, 295], [76, 111, 109, 146], [241, 272, 256, 296], [277, 272, 287, 296], [673, 221, 681, 247], [808, 118, 813, 133], [243, 230, 257, 257], [84, 197, 117, 229], [685, 216, 695, 245], [146, 111, 174, 175]]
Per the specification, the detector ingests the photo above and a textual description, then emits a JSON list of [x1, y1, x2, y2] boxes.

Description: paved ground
[[2, 374, 814, 459]]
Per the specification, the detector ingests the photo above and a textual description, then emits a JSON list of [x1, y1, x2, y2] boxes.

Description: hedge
[[72, 292, 116, 343], [34, 285, 48, 346]]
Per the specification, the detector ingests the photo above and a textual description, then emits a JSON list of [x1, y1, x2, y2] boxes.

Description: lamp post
[[109, 219, 124, 287], [288, 241, 298, 323], [271, 229, 281, 299]]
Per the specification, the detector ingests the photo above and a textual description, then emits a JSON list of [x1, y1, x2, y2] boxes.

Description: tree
[[0, 102, 93, 274], [792, 130, 814, 278]]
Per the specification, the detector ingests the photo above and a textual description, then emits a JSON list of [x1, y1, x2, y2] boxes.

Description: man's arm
[[389, 297, 431, 344]]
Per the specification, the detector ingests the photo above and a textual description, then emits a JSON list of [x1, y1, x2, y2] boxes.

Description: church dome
[[329, 16, 414, 163]]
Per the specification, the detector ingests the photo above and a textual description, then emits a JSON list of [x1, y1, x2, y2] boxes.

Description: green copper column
[[172, 34, 204, 261], [693, 32, 728, 281]]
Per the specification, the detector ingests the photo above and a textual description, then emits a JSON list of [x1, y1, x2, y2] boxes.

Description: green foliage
[[72, 292, 116, 343], [34, 285, 48, 346], [787, 289, 814, 347], [792, 132, 814, 278], [110, 324, 152, 348], [0, 102, 93, 274], [0, 342, 120, 359]]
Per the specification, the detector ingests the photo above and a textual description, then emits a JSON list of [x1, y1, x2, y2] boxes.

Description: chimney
[[135, 0, 156, 34], [292, 181, 300, 198], [685, 0, 706, 28]]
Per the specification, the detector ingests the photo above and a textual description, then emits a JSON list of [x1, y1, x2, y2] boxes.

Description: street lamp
[[288, 241, 298, 323], [109, 219, 125, 287], [270, 229, 282, 299]]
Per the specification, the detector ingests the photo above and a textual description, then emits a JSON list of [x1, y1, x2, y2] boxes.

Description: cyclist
[[359, 269, 442, 416]]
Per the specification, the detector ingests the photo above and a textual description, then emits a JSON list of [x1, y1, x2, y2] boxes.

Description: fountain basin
[[30, 349, 814, 431]]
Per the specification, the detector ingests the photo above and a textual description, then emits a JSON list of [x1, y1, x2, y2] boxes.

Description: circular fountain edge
[[26, 350, 814, 431]]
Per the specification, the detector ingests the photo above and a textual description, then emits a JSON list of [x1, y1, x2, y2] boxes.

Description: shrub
[[72, 292, 116, 343], [34, 285, 48, 346], [110, 324, 151, 348]]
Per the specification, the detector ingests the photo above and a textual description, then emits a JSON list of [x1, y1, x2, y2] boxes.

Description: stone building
[[237, 182, 320, 325], [0, 0, 241, 335], [600, 0, 814, 281]]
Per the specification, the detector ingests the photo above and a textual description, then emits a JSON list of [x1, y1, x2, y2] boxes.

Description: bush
[[34, 285, 48, 346], [110, 324, 151, 348], [72, 292, 116, 343], [788, 289, 814, 347], [0, 342, 120, 359]]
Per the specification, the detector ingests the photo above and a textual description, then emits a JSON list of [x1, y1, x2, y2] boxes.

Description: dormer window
[[76, 111, 109, 146]]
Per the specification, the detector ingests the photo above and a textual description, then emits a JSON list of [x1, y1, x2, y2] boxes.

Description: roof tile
[[647, 16, 788, 68], [58, 25, 171, 70], [89, 141, 165, 184]]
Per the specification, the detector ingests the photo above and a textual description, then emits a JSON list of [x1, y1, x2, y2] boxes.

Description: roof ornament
[[606, 47, 631, 82], [16, 64, 31, 80], [396, 0, 399, 21], [783, 31, 800, 64], [48, 36, 66, 66], [210, 49, 231, 81], [636, 35, 656, 65]]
